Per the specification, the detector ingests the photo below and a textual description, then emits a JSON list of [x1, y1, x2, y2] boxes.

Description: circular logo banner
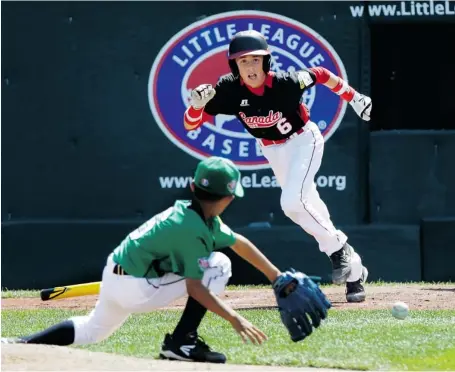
[[149, 11, 348, 170]]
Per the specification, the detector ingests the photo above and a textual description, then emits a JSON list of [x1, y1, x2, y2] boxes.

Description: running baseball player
[[1, 156, 331, 364], [184, 30, 371, 303]]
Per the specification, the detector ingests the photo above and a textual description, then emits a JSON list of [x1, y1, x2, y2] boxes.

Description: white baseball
[[391, 301, 409, 320]]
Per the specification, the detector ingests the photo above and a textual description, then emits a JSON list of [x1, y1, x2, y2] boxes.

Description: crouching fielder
[[2, 156, 331, 364]]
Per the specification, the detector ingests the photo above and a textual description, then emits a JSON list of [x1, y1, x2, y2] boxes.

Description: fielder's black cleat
[[159, 332, 226, 364]]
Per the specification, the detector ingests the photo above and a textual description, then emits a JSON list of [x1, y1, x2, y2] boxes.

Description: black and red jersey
[[202, 69, 317, 141]]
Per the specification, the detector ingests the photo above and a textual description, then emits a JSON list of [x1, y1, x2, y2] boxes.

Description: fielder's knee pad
[[202, 252, 232, 295], [70, 316, 112, 345]]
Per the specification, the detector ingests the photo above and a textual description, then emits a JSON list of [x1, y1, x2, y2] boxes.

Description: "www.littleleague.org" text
[[350, 0, 455, 17], [159, 174, 347, 191]]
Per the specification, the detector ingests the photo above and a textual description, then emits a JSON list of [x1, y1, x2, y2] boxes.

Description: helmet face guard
[[227, 31, 272, 76]]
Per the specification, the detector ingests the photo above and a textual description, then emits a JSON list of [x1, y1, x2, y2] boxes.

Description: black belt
[[259, 127, 305, 147], [113, 264, 129, 276]]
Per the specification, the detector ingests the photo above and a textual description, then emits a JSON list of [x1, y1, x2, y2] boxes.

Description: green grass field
[[2, 306, 455, 370]]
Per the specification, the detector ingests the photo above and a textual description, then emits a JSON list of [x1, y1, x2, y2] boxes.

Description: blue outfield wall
[[1, 1, 368, 227], [2, 2, 454, 289], [1, 222, 421, 289]]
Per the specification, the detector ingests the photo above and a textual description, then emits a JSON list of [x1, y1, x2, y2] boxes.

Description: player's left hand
[[272, 269, 331, 342], [349, 92, 372, 121]]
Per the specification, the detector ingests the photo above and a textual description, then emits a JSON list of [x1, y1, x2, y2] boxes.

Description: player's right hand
[[229, 314, 268, 345], [191, 84, 216, 109]]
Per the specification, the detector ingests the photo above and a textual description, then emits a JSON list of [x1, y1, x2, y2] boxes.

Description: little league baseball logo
[[148, 11, 348, 170]]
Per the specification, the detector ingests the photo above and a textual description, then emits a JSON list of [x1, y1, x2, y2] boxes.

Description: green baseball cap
[[194, 157, 244, 198]]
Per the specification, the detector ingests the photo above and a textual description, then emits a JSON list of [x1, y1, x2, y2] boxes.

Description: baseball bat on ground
[[40, 281, 101, 301], [39, 275, 322, 302]]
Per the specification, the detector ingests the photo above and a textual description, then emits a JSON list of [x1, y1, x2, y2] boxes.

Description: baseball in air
[[391, 301, 409, 320]]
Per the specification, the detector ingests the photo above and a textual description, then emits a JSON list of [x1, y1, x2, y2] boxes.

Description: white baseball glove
[[349, 92, 372, 121], [191, 84, 216, 109]]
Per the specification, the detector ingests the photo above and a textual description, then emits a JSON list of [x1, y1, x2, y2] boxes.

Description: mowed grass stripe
[[2, 308, 455, 370]]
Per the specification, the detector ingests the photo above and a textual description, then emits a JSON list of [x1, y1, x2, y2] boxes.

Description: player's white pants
[[70, 252, 231, 345], [260, 121, 348, 257]]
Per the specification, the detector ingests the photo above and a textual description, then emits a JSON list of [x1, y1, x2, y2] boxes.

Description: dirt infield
[[1, 344, 355, 371], [2, 284, 455, 311]]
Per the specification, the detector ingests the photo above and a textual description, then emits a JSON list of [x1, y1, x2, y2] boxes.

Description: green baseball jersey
[[112, 200, 236, 280]]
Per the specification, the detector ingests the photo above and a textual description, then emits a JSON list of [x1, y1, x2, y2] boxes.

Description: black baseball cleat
[[329, 243, 354, 285], [159, 332, 226, 364], [346, 266, 369, 303]]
